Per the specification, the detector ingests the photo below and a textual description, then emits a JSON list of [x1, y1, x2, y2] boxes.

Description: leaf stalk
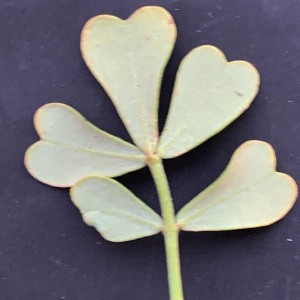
[[148, 156, 184, 300]]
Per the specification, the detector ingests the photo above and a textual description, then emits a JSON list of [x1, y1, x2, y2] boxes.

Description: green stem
[[148, 156, 184, 300]]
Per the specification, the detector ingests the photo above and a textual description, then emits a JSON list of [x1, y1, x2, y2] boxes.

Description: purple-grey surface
[[1, 0, 300, 299]]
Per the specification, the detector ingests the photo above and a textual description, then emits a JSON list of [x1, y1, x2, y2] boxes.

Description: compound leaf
[[158, 46, 260, 158], [70, 176, 163, 242], [81, 6, 176, 155], [25, 103, 146, 187], [177, 141, 297, 231]]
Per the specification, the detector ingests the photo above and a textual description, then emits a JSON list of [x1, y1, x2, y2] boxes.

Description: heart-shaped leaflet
[[158, 46, 260, 158], [71, 176, 162, 242], [81, 6, 176, 155], [177, 141, 298, 231], [25, 103, 146, 187]]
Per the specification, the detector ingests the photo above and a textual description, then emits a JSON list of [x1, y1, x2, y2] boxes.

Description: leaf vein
[[42, 139, 146, 161]]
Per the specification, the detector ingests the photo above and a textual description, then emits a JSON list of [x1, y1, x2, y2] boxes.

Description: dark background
[[1, 0, 300, 299]]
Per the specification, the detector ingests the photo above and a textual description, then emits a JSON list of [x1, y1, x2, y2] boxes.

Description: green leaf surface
[[25, 103, 146, 187], [158, 46, 260, 158], [70, 176, 163, 242], [177, 141, 298, 231], [81, 6, 176, 155]]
